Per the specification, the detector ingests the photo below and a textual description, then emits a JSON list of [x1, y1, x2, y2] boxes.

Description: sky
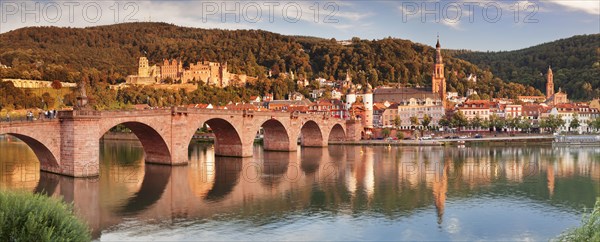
[[0, 0, 598, 51]]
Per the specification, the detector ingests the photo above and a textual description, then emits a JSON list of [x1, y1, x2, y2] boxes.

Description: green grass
[[555, 197, 600, 242], [0, 190, 91, 242]]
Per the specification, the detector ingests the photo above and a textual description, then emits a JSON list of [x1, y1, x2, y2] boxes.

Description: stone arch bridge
[[0, 108, 361, 177]]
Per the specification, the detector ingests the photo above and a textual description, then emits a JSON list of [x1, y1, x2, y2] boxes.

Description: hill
[[0, 22, 542, 100], [451, 34, 600, 100]]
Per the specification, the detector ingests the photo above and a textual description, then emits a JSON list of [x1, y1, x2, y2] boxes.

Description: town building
[[396, 97, 444, 129], [346, 84, 374, 129], [518, 96, 545, 103], [457, 100, 494, 120], [504, 104, 523, 118]]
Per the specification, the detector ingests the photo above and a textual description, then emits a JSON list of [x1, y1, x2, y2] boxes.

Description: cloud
[[545, 0, 600, 15], [0, 0, 372, 33], [441, 20, 462, 30]]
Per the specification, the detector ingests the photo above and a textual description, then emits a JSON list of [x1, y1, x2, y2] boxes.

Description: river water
[[0, 136, 599, 241]]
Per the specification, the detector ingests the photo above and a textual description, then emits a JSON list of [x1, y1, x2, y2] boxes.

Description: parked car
[[474, 134, 483, 138]]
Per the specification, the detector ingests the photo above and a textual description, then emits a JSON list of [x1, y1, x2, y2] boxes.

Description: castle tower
[[432, 37, 446, 101], [546, 66, 554, 99], [138, 57, 149, 77]]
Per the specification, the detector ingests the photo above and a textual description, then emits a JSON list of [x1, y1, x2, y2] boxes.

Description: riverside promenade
[[330, 135, 555, 146]]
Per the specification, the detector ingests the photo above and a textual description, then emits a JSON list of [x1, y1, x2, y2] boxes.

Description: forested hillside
[[452, 34, 600, 100], [0, 22, 549, 102]]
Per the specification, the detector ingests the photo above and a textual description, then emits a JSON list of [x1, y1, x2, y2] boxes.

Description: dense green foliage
[[0, 190, 91, 241], [0, 22, 541, 104], [0, 81, 45, 110], [452, 34, 600, 100], [556, 197, 600, 242]]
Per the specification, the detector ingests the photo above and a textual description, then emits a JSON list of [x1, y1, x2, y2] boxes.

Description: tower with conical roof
[[546, 66, 554, 99], [432, 36, 446, 101]]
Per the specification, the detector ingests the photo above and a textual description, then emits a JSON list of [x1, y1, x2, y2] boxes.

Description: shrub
[[0, 190, 91, 242], [556, 197, 600, 242]]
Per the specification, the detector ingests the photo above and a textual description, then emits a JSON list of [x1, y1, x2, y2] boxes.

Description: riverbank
[[330, 135, 555, 147]]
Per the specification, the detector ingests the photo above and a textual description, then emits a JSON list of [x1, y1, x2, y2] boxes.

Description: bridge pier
[[214, 140, 254, 157], [58, 111, 101, 177]]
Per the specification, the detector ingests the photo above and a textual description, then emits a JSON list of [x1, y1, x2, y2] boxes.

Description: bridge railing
[[57, 110, 102, 119], [179, 107, 345, 121], [2, 106, 348, 122], [0, 115, 60, 124]]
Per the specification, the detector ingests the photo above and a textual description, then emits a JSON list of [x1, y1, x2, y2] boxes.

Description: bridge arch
[[2, 133, 60, 171], [100, 122, 172, 164], [328, 123, 346, 141], [203, 118, 244, 157], [299, 120, 325, 147], [259, 119, 293, 152]]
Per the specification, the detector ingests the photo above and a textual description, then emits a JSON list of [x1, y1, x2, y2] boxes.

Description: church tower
[[432, 37, 446, 101], [546, 66, 554, 99]]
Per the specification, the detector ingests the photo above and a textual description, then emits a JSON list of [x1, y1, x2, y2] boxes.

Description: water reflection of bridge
[[3, 144, 599, 238]]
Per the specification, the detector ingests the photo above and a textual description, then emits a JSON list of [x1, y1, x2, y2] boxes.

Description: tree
[[393, 116, 401, 130], [489, 114, 505, 132], [451, 111, 468, 130], [520, 119, 532, 133], [396, 131, 404, 140], [570, 115, 580, 133], [381, 128, 391, 138], [421, 114, 431, 130], [541, 115, 565, 133], [470, 115, 482, 129], [439, 114, 451, 128], [410, 116, 419, 129], [51, 80, 62, 108], [592, 117, 600, 131]]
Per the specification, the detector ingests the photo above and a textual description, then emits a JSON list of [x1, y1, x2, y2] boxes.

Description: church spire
[[432, 35, 446, 102], [435, 35, 443, 64], [546, 66, 554, 99]]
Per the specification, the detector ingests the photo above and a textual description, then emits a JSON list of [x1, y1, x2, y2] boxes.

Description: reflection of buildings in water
[[432, 159, 449, 225], [187, 145, 215, 198], [544, 147, 600, 182], [345, 146, 360, 195], [547, 163, 555, 197], [363, 147, 375, 198], [397, 147, 445, 189]]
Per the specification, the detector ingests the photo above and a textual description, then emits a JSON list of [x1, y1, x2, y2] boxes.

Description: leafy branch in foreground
[[555, 197, 600, 242]]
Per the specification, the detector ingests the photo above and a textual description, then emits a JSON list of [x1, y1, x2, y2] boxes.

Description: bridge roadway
[[0, 107, 362, 177]]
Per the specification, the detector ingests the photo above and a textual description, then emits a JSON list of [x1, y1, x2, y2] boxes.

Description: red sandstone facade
[[0, 109, 359, 177]]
